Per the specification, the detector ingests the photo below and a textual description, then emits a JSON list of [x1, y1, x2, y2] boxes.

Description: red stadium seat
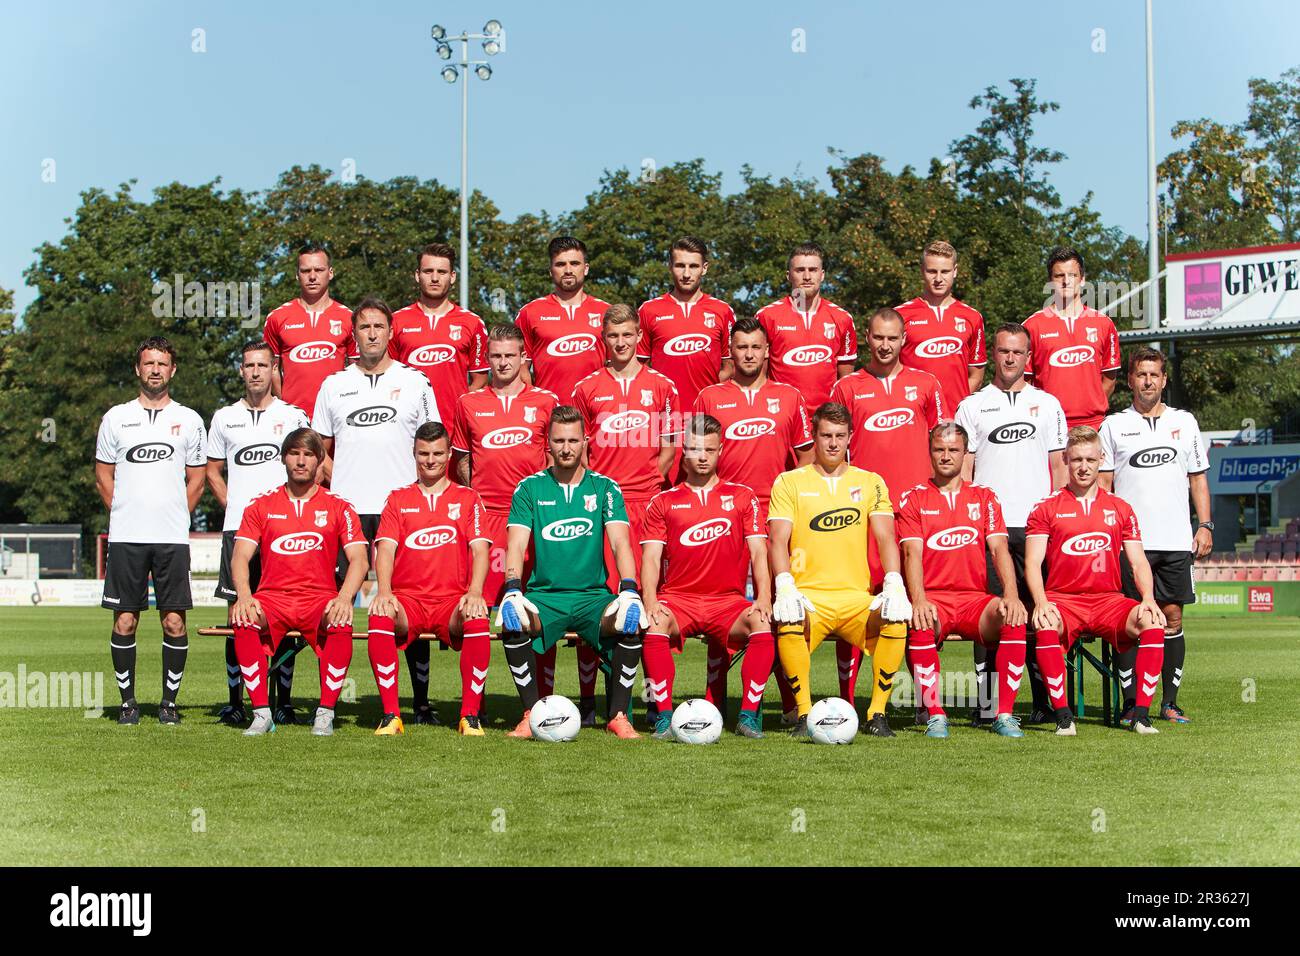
[[1279, 566, 1297, 582], [1268, 551, 1282, 564], [1232, 568, 1248, 581], [1262, 566, 1279, 581]]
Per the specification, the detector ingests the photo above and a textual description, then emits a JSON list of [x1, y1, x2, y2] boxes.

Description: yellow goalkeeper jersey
[[767, 464, 893, 595]]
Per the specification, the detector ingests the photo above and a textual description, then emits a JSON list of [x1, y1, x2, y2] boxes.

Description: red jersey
[[572, 365, 679, 500], [693, 379, 812, 504], [389, 302, 489, 423], [635, 293, 735, 409], [642, 481, 764, 597], [376, 482, 491, 603], [895, 480, 1007, 593], [831, 367, 945, 502], [1023, 307, 1120, 425], [755, 296, 858, 411], [263, 300, 356, 416], [236, 484, 364, 595], [896, 297, 986, 406], [1025, 486, 1141, 594], [450, 385, 559, 513], [516, 293, 611, 402]]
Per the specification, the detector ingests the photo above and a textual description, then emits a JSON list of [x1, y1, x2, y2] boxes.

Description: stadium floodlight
[[431, 24, 446, 40], [483, 19, 502, 36], [475, 63, 492, 81], [441, 66, 458, 84], [437, 42, 452, 60], [483, 38, 501, 56]]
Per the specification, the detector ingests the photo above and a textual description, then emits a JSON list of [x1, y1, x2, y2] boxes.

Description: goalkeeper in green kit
[[497, 406, 646, 739]]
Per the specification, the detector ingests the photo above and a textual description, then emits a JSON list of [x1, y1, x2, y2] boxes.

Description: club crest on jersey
[[704, 314, 716, 328], [1028, 405, 1039, 417], [905, 385, 918, 402], [1103, 509, 1116, 527], [823, 323, 836, 340], [584, 494, 597, 513], [450, 326, 462, 341], [720, 495, 734, 512], [954, 317, 967, 332], [849, 487, 862, 503], [968, 502, 980, 520], [640, 389, 654, 407], [314, 510, 328, 528], [170, 423, 181, 436], [448, 502, 461, 520], [524, 406, 537, 424], [390, 388, 401, 401], [1086, 327, 1099, 344], [589, 315, 602, 328], [274, 422, 284, 435], [1171, 428, 1181, 440], [329, 319, 343, 336], [766, 397, 781, 414]]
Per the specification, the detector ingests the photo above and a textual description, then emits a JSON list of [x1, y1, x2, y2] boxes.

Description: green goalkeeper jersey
[[507, 468, 629, 593]]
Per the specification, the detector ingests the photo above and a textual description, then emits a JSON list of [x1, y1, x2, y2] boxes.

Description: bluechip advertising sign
[[1208, 443, 1300, 494]]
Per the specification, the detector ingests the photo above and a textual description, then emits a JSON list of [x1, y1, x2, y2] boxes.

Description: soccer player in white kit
[[206, 340, 310, 724], [955, 322, 1067, 723], [95, 337, 206, 725], [1099, 347, 1211, 723], [312, 297, 439, 721]]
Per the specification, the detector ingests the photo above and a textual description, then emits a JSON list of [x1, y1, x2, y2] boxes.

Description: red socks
[[1036, 629, 1069, 711], [907, 630, 944, 716], [997, 624, 1027, 715], [642, 632, 675, 712], [739, 631, 774, 714], [577, 642, 599, 700], [319, 623, 353, 708], [537, 645, 557, 698], [1134, 628, 1166, 710], [836, 640, 862, 702], [367, 614, 400, 715], [459, 620, 490, 717], [232, 624, 268, 709]]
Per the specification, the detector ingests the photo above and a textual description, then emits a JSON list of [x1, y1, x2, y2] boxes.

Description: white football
[[808, 697, 859, 745], [529, 695, 581, 742], [670, 698, 723, 745]]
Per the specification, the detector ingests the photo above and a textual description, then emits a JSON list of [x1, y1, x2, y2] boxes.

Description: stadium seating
[[1198, 516, 1300, 582]]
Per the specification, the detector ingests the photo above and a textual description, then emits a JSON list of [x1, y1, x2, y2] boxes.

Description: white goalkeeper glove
[[869, 571, 912, 623], [607, 579, 646, 634], [494, 580, 539, 633], [772, 572, 815, 624]]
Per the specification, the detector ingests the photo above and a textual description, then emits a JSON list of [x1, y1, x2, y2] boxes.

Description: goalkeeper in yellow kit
[[768, 402, 912, 738]]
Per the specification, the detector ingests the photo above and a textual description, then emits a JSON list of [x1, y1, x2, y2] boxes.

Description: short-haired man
[[1024, 426, 1167, 735], [637, 236, 735, 410], [955, 322, 1067, 723], [756, 242, 857, 417], [311, 297, 439, 721], [389, 242, 489, 425], [768, 402, 912, 738], [206, 340, 310, 725], [515, 236, 611, 403], [897, 423, 1028, 738], [641, 414, 774, 739], [264, 242, 355, 416], [1100, 347, 1211, 724], [451, 324, 559, 606], [496, 407, 647, 739], [230, 428, 369, 736], [1023, 247, 1120, 431], [96, 337, 207, 725], [897, 240, 986, 406], [366, 422, 492, 736]]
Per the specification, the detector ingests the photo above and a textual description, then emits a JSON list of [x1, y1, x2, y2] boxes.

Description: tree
[[1158, 119, 1275, 252], [1246, 66, 1300, 242]]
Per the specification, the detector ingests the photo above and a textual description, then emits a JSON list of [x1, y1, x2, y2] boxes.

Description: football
[[808, 697, 859, 745], [529, 695, 582, 742], [669, 698, 723, 744]]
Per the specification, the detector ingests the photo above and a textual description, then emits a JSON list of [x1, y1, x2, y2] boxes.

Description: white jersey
[[955, 383, 1067, 527], [96, 398, 206, 544], [1099, 405, 1208, 552], [312, 361, 438, 515], [207, 398, 310, 531]]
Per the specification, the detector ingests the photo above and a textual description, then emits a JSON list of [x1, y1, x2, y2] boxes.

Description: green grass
[[1, 607, 1297, 866]]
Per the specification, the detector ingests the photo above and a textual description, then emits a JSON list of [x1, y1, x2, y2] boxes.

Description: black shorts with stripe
[[101, 542, 192, 613], [1121, 549, 1196, 606], [215, 529, 261, 602]]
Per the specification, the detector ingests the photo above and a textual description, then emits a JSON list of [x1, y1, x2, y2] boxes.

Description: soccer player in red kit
[[451, 324, 559, 606], [641, 415, 773, 739], [367, 422, 492, 737], [389, 242, 489, 425], [830, 307, 944, 703], [1024, 426, 1167, 735], [637, 236, 735, 410], [263, 243, 355, 416], [229, 428, 369, 736], [1023, 246, 1120, 431], [896, 240, 986, 406], [756, 241, 857, 415], [515, 236, 611, 402], [896, 423, 1028, 739]]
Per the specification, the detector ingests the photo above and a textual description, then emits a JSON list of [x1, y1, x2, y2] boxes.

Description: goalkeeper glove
[[494, 579, 539, 633], [609, 578, 645, 634], [772, 572, 815, 624], [869, 571, 913, 623]]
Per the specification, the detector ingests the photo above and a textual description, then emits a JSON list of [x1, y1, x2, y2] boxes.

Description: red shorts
[[1048, 591, 1139, 649], [604, 496, 652, 589], [655, 591, 755, 652], [483, 509, 533, 607], [927, 589, 996, 643], [255, 590, 339, 650], [392, 593, 467, 651]]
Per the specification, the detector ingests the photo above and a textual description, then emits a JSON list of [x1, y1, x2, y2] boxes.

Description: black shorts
[[215, 530, 261, 602], [1122, 549, 1195, 606], [335, 513, 380, 583], [986, 526, 1037, 635], [101, 542, 192, 612]]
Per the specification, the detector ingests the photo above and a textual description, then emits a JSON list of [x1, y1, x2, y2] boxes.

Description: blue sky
[[4, 0, 1298, 314]]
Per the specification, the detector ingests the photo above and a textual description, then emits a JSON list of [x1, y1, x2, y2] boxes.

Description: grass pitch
[[1, 607, 1297, 866]]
